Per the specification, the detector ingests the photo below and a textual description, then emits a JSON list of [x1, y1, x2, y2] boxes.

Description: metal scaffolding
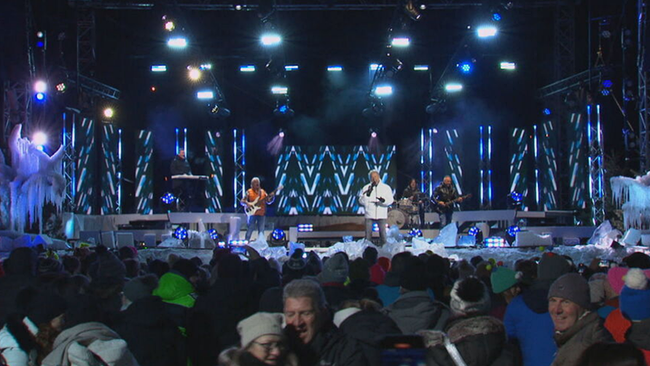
[[420, 128, 435, 197], [2, 82, 31, 142], [639, 0, 650, 172], [233, 129, 246, 212], [62, 111, 76, 212], [587, 104, 605, 224]]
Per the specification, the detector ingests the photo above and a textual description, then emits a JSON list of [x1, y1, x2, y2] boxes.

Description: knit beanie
[[123, 274, 159, 303], [318, 252, 348, 284], [623, 252, 650, 269], [399, 259, 428, 291], [16, 287, 67, 325], [348, 258, 370, 282], [370, 263, 386, 285], [285, 254, 307, 271], [490, 267, 521, 294], [620, 268, 650, 321], [450, 276, 491, 315], [537, 252, 571, 281], [456, 260, 476, 280], [89, 251, 126, 282], [237, 312, 284, 348], [548, 273, 591, 310], [37, 257, 63, 275], [377, 257, 390, 272]]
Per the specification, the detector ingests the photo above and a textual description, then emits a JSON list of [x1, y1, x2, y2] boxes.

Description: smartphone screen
[[380, 335, 427, 366]]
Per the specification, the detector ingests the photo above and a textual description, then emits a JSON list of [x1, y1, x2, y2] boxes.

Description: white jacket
[[0, 317, 38, 366], [359, 181, 394, 219]]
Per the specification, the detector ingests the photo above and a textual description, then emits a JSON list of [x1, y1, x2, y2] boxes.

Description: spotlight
[[458, 61, 473, 74], [271, 228, 285, 241], [509, 191, 523, 203], [404, 0, 421, 21], [285, 65, 299, 71], [209, 104, 231, 119], [35, 93, 45, 101], [32, 132, 47, 146], [477, 25, 497, 38], [602, 79, 614, 88], [167, 37, 188, 49], [103, 108, 114, 119], [199, 63, 212, 70], [444, 83, 463, 92], [235, 4, 243, 10], [36, 31, 44, 38], [413, 65, 429, 71], [492, 12, 502, 21], [484, 236, 507, 248], [273, 104, 295, 118], [33, 80, 47, 93], [374, 85, 393, 96], [278, 130, 285, 138], [297, 224, 313, 232], [370, 129, 378, 138], [188, 68, 202, 81], [391, 37, 411, 47], [327, 66, 343, 72], [161, 192, 176, 204], [240, 65, 256, 72], [500, 62, 516, 70], [409, 228, 423, 237], [173, 226, 188, 240], [261, 33, 282, 46], [506, 225, 521, 237], [543, 108, 552, 115], [369, 63, 381, 71], [468, 226, 480, 236], [207, 229, 221, 241], [164, 21, 175, 31], [55, 83, 66, 93], [197, 91, 215, 100], [271, 86, 288, 95]]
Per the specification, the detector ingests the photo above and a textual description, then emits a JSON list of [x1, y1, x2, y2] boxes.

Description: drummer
[[402, 178, 426, 229]]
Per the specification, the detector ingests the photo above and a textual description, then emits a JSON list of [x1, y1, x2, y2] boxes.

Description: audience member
[[577, 342, 646, 366], [376, 252, 413, 306], [0, 247, 38, 327]]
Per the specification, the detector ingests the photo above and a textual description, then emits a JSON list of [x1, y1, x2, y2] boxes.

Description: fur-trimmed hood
[[419, 315, 506, 347]]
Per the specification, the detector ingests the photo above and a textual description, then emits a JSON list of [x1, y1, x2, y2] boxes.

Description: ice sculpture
[[611, 173, 650, 229], [7, 125, 65, 233]]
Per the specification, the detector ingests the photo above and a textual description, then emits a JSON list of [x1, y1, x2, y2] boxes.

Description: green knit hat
[[490, 267, 520, 294]]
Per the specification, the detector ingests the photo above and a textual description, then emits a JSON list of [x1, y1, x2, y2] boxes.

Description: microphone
[[365, 183, 375, 197]]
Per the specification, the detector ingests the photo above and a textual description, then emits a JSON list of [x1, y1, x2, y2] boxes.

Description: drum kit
[[387, 195, 427, 228]]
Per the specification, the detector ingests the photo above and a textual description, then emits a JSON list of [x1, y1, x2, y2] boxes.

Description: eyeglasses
[[253, 341, 285, 352]]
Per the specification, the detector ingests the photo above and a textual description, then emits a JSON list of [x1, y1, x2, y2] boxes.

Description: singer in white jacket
[[358, 170, 394, 245]]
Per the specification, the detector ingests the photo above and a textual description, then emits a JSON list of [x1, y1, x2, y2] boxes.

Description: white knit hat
[[237, 312, 285, 348], [450, 276, 491, 315]]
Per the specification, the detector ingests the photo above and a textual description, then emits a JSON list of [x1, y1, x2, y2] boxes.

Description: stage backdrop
[[275, 145, 396, 216]]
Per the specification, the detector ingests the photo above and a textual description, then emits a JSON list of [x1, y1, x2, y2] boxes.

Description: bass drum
[[387, 209, 408, 229]]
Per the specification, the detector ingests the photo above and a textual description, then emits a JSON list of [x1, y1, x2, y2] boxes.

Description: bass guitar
[[434, 194, 472, 213], [244, 185, 283, 216]]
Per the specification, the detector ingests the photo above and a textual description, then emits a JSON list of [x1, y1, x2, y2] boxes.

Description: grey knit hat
[[548, 273, 591, 310], [237, 312, 284, 348], [450, 276, 491, 315]]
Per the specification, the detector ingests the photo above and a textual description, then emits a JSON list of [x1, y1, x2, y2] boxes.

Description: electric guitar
[[244, 185, 283, 216], [434, 194, 472, 213]]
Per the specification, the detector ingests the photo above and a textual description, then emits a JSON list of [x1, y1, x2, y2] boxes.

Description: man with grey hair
[[241, 177, 276, 241], [283, 279, 366, 366], [358, 170, 394, 245]]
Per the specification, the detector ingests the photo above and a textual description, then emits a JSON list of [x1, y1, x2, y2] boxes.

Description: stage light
[[543, 108, 551, 115], [151, 65, 167, 72], [492, 12, 502, 21], [35, 93, 45, 101], [370, 63, 381, 71], [200, 63, 212, 70], [55, 83, 66, 93], [485, 236, 507, 248], [271, 228, 286, 241], [327, 66, 343, 72], [209, 104, 231, 119], [278, 130, 285, 138], [235, 4, 242, 10], [271, 86, 288, 95], [445, 83, 463, 92], [167, 37, 187, 49], [161, 192, 176, 204], [458, 61, 473, 74], [240, 65, 256, 72], [173, 226, 188, 240], [404, 0, 421, 21], [477, 25, 498, 38], [413, 65, 429, 71], [409, 228, 423, 237], [500, 62, 516, 70], [36, 31, 44, 38], [507, 225, 521, 237], [273, 104, 294, 118], [432, 128, 438, 134], [103, 108, 114, 119], [603, 80, 613, 88], [261, 33, 282, 46], [151, 86, 156, 92], [285, 65, 299, 71], [374, 85, 393, 96], [32, 132, 47, 146], [391, 37, 411, 47], [34, 80, 47, 93], [197, 91, 215, 100], [188, 68, 202, 81], [370, 130, 378, 138], [297, 224, 313, 232], [164, 21, 175, 31], [509, 191, 523, 203], [372, 222, 380, 232], [207, 229, 221, 241], [468, 226, 480, 236]]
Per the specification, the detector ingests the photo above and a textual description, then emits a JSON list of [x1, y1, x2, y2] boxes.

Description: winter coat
[[290, 324, 368, 366], [0, 249, 37, 327], [358, 181, 394, 220], [152, 271, 196, 334], [376, 272, 401, 307], [111, 296, 186, 366], [420, 315, 520, 366], [604, 308, 650, 365], [503, 283, 557, 366], [187, 277, 263, 366], [217, 347, 298, 366], [41, 322, 139, 366], [0, 317, 38, 366], [551, 311, 612, 366], [338, 309, 402, 365], [382, 291, 449, 334], [321, 283, 356, 312]]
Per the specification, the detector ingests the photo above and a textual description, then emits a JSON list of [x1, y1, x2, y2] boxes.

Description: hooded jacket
[[382, 291, 449, 334], [551, 311, 612, 366], [0, 248, 37, 327], [338, 309, 402, 365], [0, 317, 38, 366], [152, 271, 196, 334]]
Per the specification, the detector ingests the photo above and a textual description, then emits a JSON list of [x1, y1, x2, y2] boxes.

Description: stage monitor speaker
[[80, 231, 101, 245], [101, 231, 116, 249], [622, 229, 642, 246], [513, 231, 553, 247], [115, 232, 134, 248], [143, 233, 157, 248]]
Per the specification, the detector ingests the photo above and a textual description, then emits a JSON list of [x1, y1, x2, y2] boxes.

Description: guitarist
[[241, 177, 276, 242], [433, 175, 464, 227]]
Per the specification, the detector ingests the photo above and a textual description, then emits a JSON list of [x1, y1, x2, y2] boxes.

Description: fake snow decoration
[[587, 220, 622, 248], [611, 173, 650, 229]]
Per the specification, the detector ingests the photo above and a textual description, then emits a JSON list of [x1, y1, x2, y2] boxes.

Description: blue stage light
[[409, 228, 423, 237], [458, 62, 473, 74], [485, 236, 507, 248], [601, 88, 611, 96], [35, 92, 45, 101], [492, 12, 502, 21], [603, 80, 613, 88], [510, 191, 523, 203], [271, 228, 286, 241], [468, 226, 480, 236], [297, 224, 314, 232], [207, 229, 221, 241], [507, 225, 521, 237], [543, 108, 551, 115], [173, 226, 188, 240]]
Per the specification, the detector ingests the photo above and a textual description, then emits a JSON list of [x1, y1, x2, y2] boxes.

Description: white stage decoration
[[611, 172, 650, 229]]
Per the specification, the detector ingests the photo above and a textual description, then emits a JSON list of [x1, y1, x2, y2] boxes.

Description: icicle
[[611, 173, 650, 229]]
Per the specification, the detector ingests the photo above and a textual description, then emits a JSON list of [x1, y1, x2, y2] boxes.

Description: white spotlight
[[188, 68, 202, 81], [477, 25, 497, 38], [261, 33, 282, 46], [164, 21, 175, 31], [103, 108, 114, 119], [500, 62, 516, 70], [240, 65, 256, 72], [151, 65, 167, 72], [413, 65, 429, 71], [391, 37, 411, 47], [197, 91, 215, 100], [445, 83, 463, 92], [327, 66, 343, 72], [374, 85, 393, 96], [32, 132, 47, 146], [285, 65, 299, 71], [33, 80, 47, 93], [271, 86, 288, 95], [369, 63, 381, 71], [167, 37, 188, 48]]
